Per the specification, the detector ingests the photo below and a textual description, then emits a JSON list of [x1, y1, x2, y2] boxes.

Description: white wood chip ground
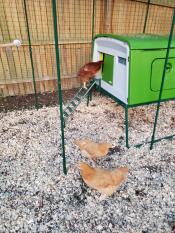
[[0, 93, 175, 233]]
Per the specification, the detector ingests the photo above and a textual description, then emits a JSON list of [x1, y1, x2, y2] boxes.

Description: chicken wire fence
[[0, 0, 175, 173], [0, 0, 174, 103]]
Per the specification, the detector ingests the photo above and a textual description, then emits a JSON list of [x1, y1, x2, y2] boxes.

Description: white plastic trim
[[93, 37, 129, 104]]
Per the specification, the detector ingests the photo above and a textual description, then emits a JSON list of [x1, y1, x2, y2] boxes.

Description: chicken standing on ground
[[77, 60, 103, 89], [79, 162, 128, 197], [74, 139, 112, 161]]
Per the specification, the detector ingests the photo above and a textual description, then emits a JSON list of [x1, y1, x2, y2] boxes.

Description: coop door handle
[[166, 63, 172, 73]]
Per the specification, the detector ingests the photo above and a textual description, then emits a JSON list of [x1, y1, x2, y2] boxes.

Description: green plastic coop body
[[93, 34, 175, 105]]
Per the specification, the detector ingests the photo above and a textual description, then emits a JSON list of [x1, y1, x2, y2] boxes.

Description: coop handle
[[166, 62, 172, 73], [0, 39, 21, 48]]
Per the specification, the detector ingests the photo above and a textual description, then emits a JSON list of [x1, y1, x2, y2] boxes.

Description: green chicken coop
[[93, 34, 175, 105]]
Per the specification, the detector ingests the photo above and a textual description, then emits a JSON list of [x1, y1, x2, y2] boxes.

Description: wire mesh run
[[0, 0, 175, 107]]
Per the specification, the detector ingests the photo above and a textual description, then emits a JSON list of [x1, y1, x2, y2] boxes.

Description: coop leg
[[87, 88, 93, 106], [96, 78, 101, 92], [99, 79, 101, 90], [125, 106, 129, 148], [90, 89, 93, 101], [83, 82, 87, 89], [87, 93, 90, 106]]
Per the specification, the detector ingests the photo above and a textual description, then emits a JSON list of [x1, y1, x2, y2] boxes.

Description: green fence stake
[[143, 0, 151, 33], [52, 0, 67, 175], [125, 106, 129, 148], [91, 0, 95, 55], [150, 9, 175, 150], [23, 0, 39, 110], [86, 0, 95, 106]]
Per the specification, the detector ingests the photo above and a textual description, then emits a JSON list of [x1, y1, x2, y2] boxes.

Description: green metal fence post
[[91, 0, 95, 54], [125, 105, 129, 148], [87, 0, 95, 105], [143, 0, 151, 33], [23, 0, 39, 110], [150, 9, 175, 150], [52, 0, 67, 175]]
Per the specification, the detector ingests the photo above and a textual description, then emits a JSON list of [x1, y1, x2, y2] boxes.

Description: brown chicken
[[74, 139, 112, 161], [79, 162, 128, 196], [77, 60, 103, 89]]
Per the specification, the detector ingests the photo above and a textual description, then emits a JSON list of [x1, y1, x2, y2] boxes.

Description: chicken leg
[[83, 81, 87, 89]]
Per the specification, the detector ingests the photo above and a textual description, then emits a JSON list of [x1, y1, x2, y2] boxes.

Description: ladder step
[[63, 81, 96, 121], [67, 106, 73, 113], [63, 111, 69, 118], [77, 91, 85, 97], [70, 101, 77, 107], [74, 96, 81, 102]]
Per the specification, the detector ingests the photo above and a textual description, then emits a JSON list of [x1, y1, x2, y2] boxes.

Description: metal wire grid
[[0, 0, 95, 98], [1, 0, 175, 172], [132, 0, 175, 8], [0, 0, 54, 97], [0, 0, 175, 99], [94, 0, 174, 35], [56, 0, 93, 83], [0, 0, 29, 96]]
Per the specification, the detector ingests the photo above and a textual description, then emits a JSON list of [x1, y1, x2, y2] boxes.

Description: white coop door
[[113, 56, 128, 103], [93, 37, 129, 104]]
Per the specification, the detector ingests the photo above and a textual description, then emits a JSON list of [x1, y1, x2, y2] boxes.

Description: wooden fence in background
[[0, 0, 174, 97]]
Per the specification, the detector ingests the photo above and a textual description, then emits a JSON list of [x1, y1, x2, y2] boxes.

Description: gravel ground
[[0, 93, 175, 233]]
